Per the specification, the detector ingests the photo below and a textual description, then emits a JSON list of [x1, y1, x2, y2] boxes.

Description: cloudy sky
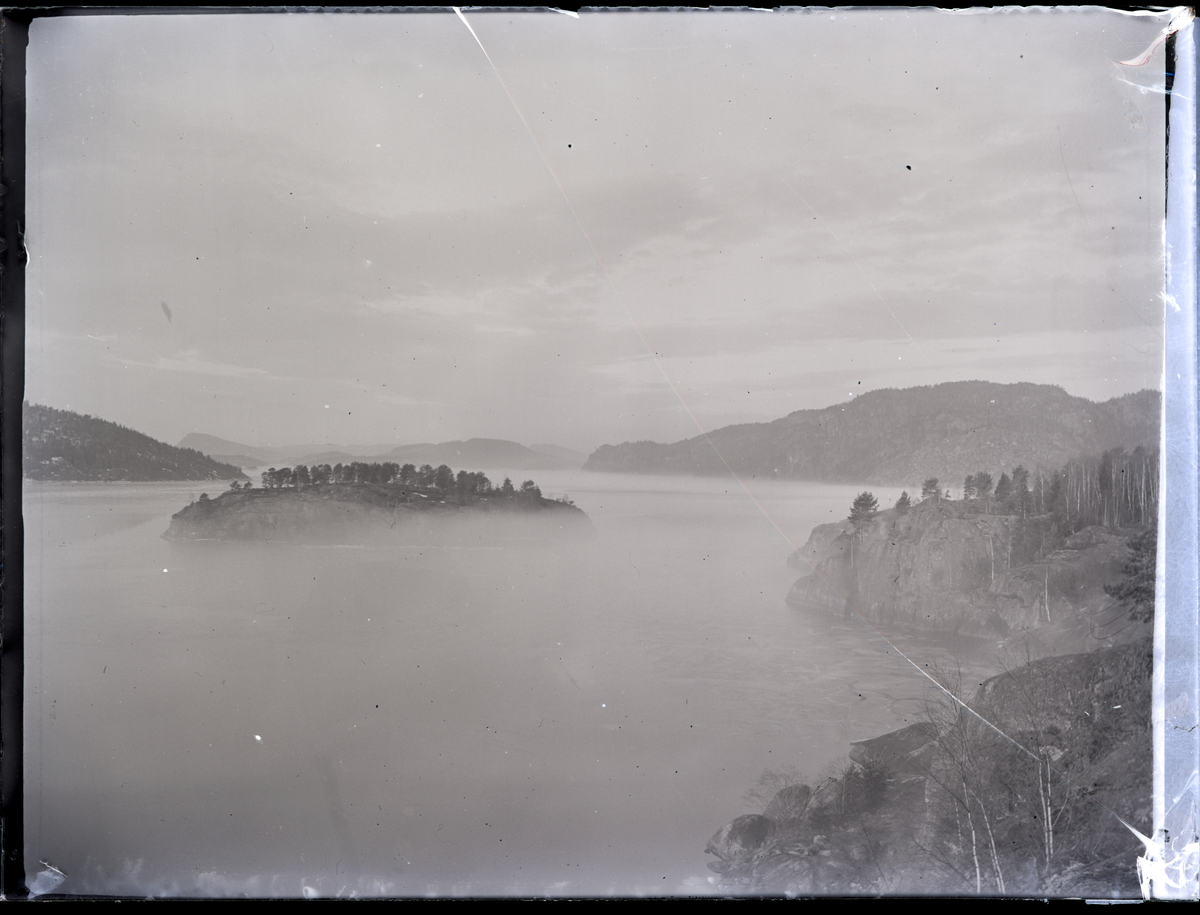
[[25, 9, 1169, 453]]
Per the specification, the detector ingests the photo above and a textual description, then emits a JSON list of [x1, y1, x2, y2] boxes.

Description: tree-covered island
[[163, 461, 592, 542]]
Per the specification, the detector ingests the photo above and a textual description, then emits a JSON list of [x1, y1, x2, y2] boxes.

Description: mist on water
[[25, 471, 977, 897]]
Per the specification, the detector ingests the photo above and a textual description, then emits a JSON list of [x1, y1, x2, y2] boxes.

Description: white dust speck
[[255, 735, 262, 741]]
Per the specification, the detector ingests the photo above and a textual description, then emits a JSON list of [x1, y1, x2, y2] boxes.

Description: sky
[[24, 8, 1170, 454]]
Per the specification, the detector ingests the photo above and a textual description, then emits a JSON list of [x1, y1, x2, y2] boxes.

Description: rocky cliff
[[705, 640, 1152, 897], [162, 484, 594, 544], [785, 498, 1145, 648]]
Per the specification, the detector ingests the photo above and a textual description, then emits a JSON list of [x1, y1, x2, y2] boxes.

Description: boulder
[[763, 784, 812, 822], [705, 814, 777, 873], [848, 721, 938, 780]]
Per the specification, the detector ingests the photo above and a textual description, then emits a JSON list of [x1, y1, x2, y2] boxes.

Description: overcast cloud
[[25, 9, 1168, 452]]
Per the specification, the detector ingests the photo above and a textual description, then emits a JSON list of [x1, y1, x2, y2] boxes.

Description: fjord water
[[25, 472, 971, 897]]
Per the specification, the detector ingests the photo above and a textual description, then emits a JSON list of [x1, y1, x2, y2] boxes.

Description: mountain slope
[[24, 403, 248, 482], [584, 382, 1160, 485]]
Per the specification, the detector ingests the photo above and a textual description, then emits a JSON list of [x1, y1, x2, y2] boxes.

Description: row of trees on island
[[227, 461, 546, 501]]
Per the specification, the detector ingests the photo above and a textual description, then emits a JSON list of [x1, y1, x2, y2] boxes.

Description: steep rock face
[[986, 528, 1128, 634], [787, 499, 1018, 632], [162, 485, 594, 543], [786, 521, 852, 574], [785, 499, 1136, 639]]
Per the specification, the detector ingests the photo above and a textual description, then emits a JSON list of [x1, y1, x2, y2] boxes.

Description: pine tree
[[1103, 527, 1157, 622], [994, 472, 1012, 504], [963, 474, 978, 501], [974, 472, 994, 504], [849, 492, 879, 530]]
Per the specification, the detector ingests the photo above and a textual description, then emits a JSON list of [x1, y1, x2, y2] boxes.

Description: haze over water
[[26, 471, 993, 897]]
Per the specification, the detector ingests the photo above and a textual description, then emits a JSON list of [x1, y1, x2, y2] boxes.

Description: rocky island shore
[[162, 471, 593, 544]]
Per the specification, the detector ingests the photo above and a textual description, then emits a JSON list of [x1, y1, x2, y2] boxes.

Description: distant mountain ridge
[[528, 443, 590, 466], [179, 433, 583, 471], [583, 382, 1160, 486], [176, 434, 393, 466], [383, 439, 576, 471], [24, 403, 247, 482]]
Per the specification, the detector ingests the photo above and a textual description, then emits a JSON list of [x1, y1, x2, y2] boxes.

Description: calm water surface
[[24, 472, 989, 897]]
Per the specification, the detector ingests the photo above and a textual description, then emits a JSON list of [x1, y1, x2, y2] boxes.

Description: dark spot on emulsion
[[906, 165, 912, 171]]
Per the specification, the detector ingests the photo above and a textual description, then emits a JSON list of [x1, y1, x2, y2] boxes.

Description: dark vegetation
[[249, 460, 553, 505], [707, 641, 1152, 896], [1103, 528, 1158, 623], [848, 492, 878, 532], [23, 402, 247, 482], [583, 382, 1159, 485]]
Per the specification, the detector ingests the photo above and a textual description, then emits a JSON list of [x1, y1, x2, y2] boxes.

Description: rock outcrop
[[785, 498, 1142, 645], [847, 722, 938, 781], [162, 484, 594, 544], [704, 815, 777, 874], [705, 641, 1152, 897], [705, 747, 930, 894]]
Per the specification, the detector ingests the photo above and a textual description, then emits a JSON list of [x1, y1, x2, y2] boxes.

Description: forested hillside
[[584, 382, 1160, 485], [23, 403, 248, 482]]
